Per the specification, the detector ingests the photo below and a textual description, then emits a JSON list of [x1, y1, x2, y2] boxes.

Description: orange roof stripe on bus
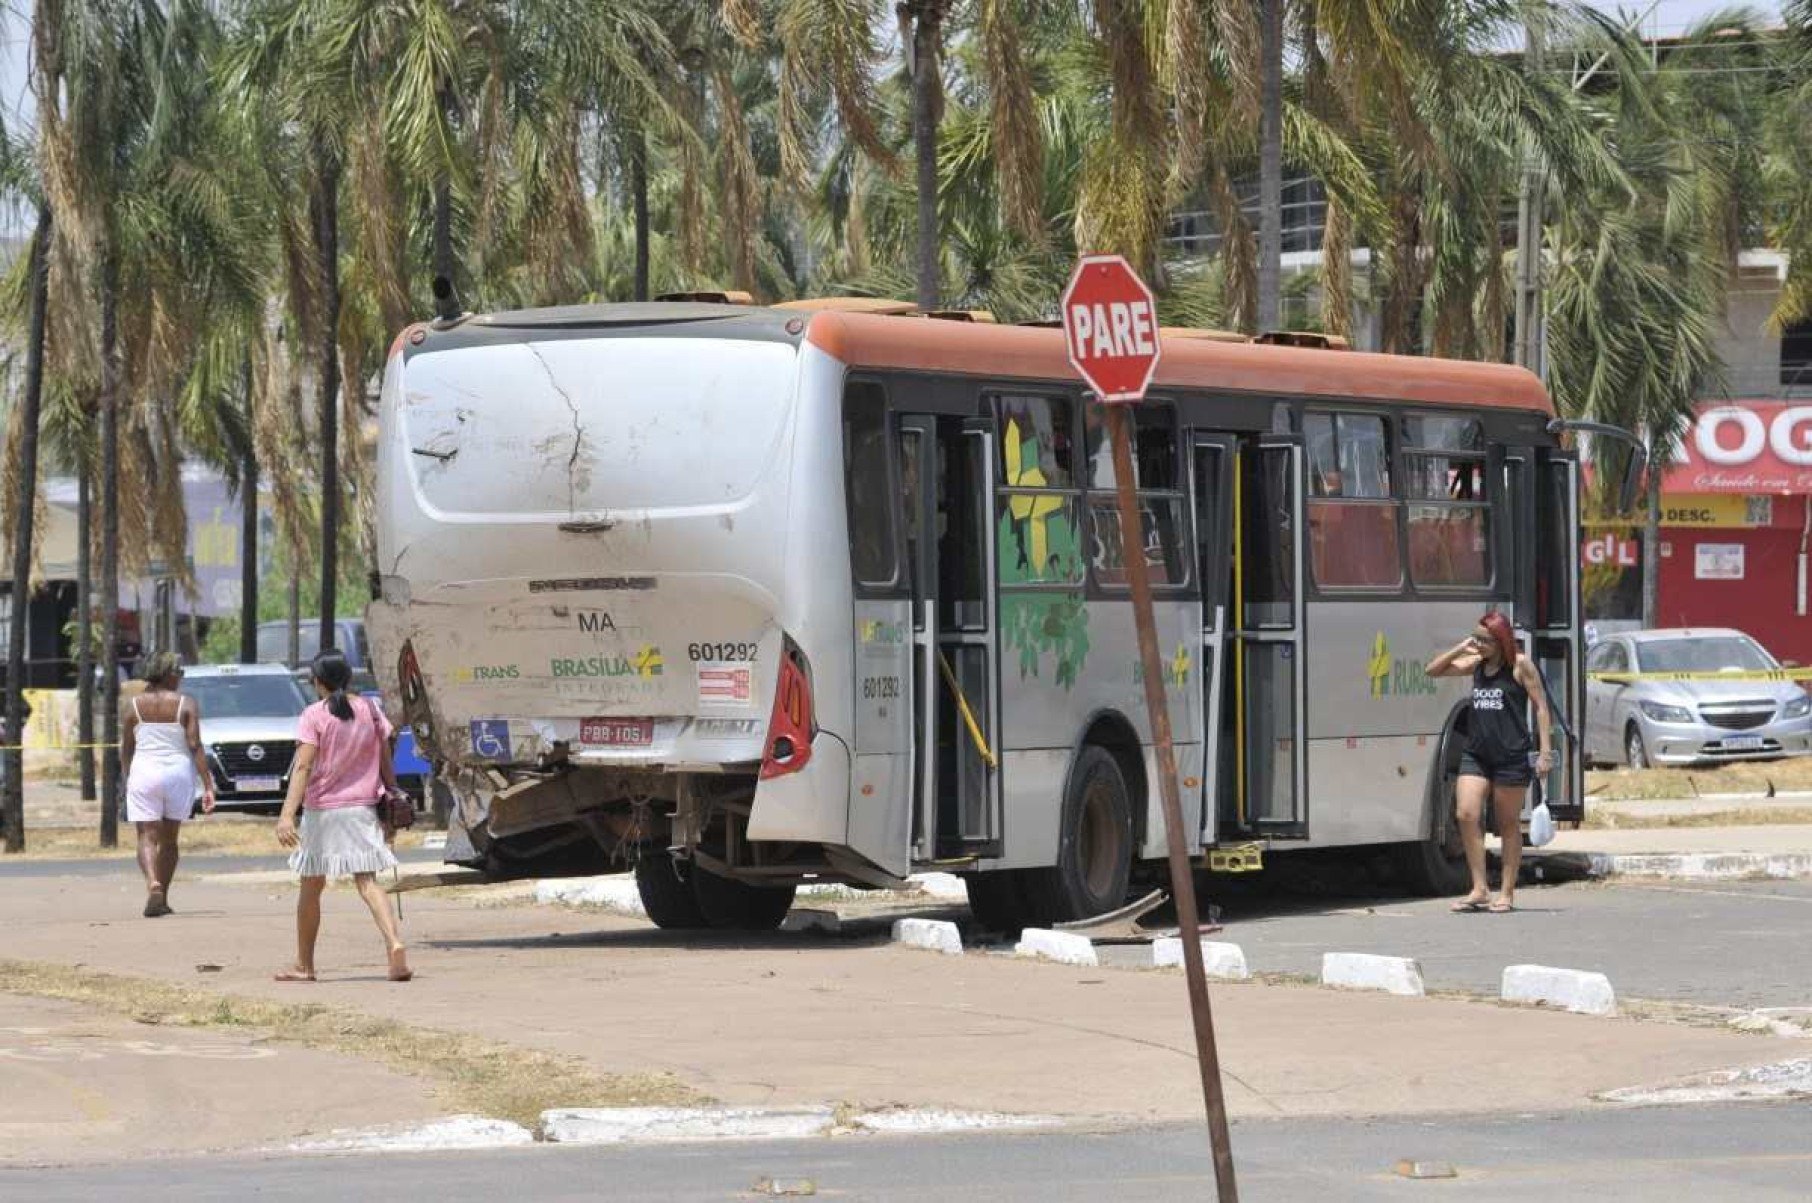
[[803, 310, 1553, 414]]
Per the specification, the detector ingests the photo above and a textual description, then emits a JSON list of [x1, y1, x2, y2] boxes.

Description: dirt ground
[[0, 863, 1792, 1154]]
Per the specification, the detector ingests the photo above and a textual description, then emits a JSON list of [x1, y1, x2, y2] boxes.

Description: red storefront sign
[[1664, 402, 1812, 494]]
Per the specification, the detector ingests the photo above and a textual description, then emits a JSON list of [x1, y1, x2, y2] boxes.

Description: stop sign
[[1060, 254, 1162, 403]]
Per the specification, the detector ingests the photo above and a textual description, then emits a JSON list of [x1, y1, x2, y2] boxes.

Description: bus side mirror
[[1618, 447, 1647, 517]]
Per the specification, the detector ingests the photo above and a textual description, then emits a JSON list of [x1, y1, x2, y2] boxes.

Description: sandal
[[1488, 899, 1516, 914], [143, 889, 169, 918], [1450, 896, 1490, 913], [273, 968, 317, 983]]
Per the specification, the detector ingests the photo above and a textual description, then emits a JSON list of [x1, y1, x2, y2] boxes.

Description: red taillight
[[760, 640, 815, 781]]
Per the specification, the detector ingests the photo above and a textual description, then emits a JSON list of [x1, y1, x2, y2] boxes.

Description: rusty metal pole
[[1104, 402, 1238, 1201]]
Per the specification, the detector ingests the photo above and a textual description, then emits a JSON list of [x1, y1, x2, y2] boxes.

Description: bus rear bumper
[[748, 732, 851, 847]]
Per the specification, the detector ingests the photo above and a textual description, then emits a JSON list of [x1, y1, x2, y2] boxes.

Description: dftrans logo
[[632, 645, 664, 679], [859, 620, 906, 645], [1368, 633, 1436, 699]]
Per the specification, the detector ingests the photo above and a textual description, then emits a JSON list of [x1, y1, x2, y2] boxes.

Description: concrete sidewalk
[[0, 867, 1792, 1157]]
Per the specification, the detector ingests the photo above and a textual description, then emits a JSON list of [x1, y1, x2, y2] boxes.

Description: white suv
[[184, 664, 312, 812]]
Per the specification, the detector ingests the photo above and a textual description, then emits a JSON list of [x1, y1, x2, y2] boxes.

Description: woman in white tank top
[[122, 652, 215, 917]]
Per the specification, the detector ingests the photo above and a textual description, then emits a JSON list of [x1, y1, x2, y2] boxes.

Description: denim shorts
[[1458, 749, 1533, 786]]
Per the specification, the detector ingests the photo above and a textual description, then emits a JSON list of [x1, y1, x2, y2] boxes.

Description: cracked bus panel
[[367, 303, 883, 925]]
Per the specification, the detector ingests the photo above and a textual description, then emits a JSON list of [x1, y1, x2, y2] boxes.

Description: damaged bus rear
[[369, 304, 872, 928]]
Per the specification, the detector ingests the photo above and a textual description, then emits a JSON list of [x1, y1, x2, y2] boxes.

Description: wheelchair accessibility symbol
[[470, 719, 510, 759]]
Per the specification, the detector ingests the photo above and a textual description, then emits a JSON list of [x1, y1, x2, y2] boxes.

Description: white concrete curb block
[[1152, 939, 1250, 979], [1014, 928, 1099, 966], [533, 876, 648, 917], [1321, 952, 1425, 996], [541, 1106, 836, 1145], [1598, 1058, 1812, 1105], [892, 918, 964, 956], [1588, 851, 1812, 881], [1501, 964, 1616, 1016], [288, 1115, 536, 1153]]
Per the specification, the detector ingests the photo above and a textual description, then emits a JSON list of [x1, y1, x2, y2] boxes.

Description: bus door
[[899, 414, 1001, 861], [1503, 447, 1582, 822], [1535, 450, 1583, 820], [1190, 434, 1236, 840], [1232, 436, 1308, 838]]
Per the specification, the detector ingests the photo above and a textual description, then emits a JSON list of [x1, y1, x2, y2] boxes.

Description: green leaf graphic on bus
[[1000, 592, 1091, 689]]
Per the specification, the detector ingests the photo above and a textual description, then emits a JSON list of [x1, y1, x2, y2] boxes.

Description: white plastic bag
[[1528, 800, 1556, 847]]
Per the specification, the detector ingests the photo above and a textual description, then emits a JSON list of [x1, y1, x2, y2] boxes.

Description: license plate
[[234, 776, 281, 793], [579, 718, 654, 747], [1723, 736, 1765, 751]]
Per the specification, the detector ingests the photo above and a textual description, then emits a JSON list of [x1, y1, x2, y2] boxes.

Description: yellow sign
[[1657, 494, 1766, 528], [1584, 494, 1771, 529]]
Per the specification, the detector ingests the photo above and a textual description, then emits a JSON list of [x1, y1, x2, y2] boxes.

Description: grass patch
[[1586, 759, 1812, 802], [0, 959, 707, 1127], [7, 820, 433, 860], [1581, 806, 1812, 829]]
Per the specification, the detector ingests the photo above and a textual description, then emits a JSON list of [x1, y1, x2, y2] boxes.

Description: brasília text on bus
[[368, 296, 1597, 932]]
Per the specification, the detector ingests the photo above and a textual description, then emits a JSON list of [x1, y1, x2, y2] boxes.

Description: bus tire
[[1395, 750, 1472, 897], [691, 864, 797, 931], [964, 870, 1033, 938], [1025, 745, 1134, 924], [635, 855, 707, 930]]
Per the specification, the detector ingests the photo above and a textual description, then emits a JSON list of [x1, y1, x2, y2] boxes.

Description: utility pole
[[1513, 4, 1546, 376]]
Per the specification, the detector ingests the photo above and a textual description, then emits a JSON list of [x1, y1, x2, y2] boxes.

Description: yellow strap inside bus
[[937, 649, 998, 770]]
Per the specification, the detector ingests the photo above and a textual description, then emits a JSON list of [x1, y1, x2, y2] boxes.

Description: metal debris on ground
[[1393, 1160, 1458, 1180], [751, 1177, 817, 1197], [1053, 889, 1169, 941]]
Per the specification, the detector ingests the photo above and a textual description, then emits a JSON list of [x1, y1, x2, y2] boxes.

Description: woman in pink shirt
[[274, 651, 412, 982]]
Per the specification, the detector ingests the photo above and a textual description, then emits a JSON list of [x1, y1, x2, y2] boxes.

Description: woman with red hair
[[1427, 611, 1554, 913]]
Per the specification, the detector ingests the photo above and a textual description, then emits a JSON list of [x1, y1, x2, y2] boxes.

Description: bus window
[[939, 423, 988, 630], [843, 381, 899, 591], [1084, 405, 1188, 589], [1404, 413, 1491, 589], [1305, 411, 1401, 590], [995, 394, 1084, 586], [1242, 445, 1295, 626]]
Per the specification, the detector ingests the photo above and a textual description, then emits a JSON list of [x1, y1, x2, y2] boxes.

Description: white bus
[[368, 299, 1587, 931]]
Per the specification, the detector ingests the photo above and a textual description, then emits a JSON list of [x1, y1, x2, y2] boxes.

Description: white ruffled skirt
[[290, 805, 398, 880]]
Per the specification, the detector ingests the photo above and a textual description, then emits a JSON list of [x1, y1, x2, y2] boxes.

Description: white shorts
[[125, 767, 198, 823]]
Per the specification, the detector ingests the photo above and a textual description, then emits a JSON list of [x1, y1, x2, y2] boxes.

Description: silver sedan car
[[1584, 629, 1812, 768]]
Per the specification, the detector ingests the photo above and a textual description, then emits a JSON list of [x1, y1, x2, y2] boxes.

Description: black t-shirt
[[1468, 661, 1532, 764]]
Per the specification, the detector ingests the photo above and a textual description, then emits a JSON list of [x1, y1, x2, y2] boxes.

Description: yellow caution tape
[[1590, 671, 1812, 683]]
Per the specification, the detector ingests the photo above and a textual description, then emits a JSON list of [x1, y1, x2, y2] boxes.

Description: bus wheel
[[1395, 764, 1471, 896], [634, 855, 707, 929], [964, 870, 1033, 939], [691, 864, 797, 931], [1026, 745, 1134, 923]]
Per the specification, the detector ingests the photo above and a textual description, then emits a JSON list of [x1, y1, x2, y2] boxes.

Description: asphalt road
[[1115, 876, 1812, 1011], [4, 1103, 1809, 1201]]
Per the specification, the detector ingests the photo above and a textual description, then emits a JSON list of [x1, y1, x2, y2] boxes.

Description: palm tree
[[1256, 0, 1283, 331], [1, 194, 52, 853], [1547, 14, 1746, 627]]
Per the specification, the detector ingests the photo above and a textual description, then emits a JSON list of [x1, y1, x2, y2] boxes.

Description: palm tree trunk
[[239, 358, 258, 665], [287, 560, 300, 665], [77, 466, 94, 801], [630, 122, 650, 302], [312, 138, 342, 657], [1257, 0, 1284, 332], [909, 3, 944, 311], [433, 177, 454, 291], [99, 249, 122, 850], [1641, 453, 1661, 629], [3, 204, 51, 854]]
